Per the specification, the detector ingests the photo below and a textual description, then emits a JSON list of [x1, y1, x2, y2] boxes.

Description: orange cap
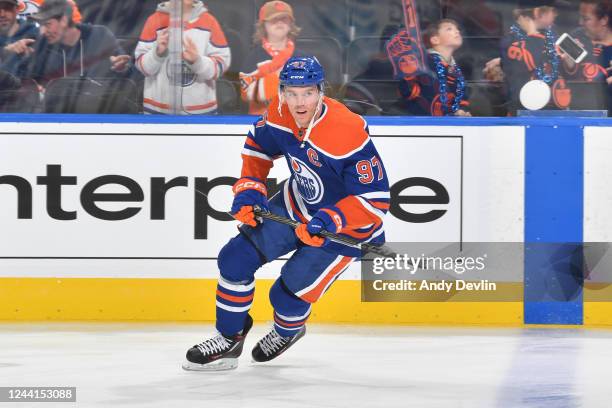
[[258, 1, 294, 22]]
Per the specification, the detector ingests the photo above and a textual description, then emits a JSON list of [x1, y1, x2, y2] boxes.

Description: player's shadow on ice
[[102, 363, 322, 404], [103, 360, 410, 405]]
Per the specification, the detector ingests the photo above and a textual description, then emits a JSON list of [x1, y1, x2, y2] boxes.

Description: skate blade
[[181, 358, 238, 372]]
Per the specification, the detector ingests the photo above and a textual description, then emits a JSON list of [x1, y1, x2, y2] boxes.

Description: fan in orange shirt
[[239, 1, 301, 115], [18, 0, 81, 22]]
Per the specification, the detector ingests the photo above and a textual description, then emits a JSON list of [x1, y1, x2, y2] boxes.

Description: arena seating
[[33, 0, 594, 116]]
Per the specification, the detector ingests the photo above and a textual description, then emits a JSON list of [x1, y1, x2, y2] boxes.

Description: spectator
[[498, 0, 570, 113], [25, 0, 130, 86], [239, 1, 301, 115], [484, 3, 560, 79], [18, 0, 81, 23], [134, 0, 230, 115], [0, 0, 38, 77], [392, 19, 471, 116], [563, 0, 611, 111]]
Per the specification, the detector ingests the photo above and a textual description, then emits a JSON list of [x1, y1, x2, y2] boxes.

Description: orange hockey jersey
[[241, 95, 390, 246]]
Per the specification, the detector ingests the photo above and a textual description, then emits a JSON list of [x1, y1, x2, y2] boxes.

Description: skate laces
[[259, 329, 289, 356], [195, 333, 232, 356]]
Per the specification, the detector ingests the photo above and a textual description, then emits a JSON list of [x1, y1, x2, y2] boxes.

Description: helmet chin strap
[[299, 91, 323, 148], [277, 85, 324, 148], [278, 87, 284, 117]]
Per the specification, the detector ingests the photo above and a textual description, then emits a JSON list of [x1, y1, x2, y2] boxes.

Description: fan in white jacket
[[134, 0, 231, 114]]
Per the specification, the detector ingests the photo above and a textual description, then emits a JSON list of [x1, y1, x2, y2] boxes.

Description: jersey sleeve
[[333, 138, 390, 232], [240, 117, 283, 181], [134, 13, 166, 77], [398, 72, 436, 115], [188, 14, 231, 81]]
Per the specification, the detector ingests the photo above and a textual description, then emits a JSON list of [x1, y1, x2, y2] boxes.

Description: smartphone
[[556, 33, 588, 64]]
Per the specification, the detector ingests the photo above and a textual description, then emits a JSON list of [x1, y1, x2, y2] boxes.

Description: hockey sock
[[269, 278, 311, 338], [215, 276, 255, 336]]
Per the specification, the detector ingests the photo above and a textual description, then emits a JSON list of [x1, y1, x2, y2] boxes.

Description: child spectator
[[499, 0, 570, 113], [239, 1, 301, 115], [391, 19, 470, 116], [134, 0, 230, 114]]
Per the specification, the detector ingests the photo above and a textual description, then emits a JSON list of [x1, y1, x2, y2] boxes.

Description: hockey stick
[[193, 187, 395, 258], [252, 205, 397, 259]]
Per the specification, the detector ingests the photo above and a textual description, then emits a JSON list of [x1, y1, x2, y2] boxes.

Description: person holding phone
[[561, 0, 611, 112]]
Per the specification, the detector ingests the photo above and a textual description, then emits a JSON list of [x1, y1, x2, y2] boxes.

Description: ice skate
[[182, 314, 253, 371], [251, 326, 305, 363]]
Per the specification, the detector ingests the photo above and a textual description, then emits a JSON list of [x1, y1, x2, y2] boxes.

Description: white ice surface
[[1, 323, 611, 408]]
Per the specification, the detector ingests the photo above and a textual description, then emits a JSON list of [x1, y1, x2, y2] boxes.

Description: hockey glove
[[295, 208, 345, 247], [295, 223, 326, 247], [231, 177, 268, 227]]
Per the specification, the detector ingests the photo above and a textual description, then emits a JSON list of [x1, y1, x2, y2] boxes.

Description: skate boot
[[251, 326, 305, 362], [182, 314, 253, 371]]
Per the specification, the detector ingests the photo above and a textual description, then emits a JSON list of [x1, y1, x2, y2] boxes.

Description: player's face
[[265, 15, 291, 41], [579, 3, 605, 39], [434, 22, 462, 49], [40, 16, 68, 44], [283, 85, 321, 128], [0, 4, 17, 35]]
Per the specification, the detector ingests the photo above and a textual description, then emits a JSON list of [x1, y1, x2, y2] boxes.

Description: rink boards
[[0, 115, 610, 326]]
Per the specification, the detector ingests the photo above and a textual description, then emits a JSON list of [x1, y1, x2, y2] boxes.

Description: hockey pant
[[215, 192, 356, 337]]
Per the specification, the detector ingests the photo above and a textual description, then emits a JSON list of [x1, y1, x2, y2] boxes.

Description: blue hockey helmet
[[279, 56, 325, 89]]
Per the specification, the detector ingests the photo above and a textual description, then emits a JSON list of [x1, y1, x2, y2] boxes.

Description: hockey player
[[183, 56, 390, 371]]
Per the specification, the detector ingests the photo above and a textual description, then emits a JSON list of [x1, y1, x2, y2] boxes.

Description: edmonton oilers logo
[[289, 156, 323, 204], [166, 61, 196, 87]]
